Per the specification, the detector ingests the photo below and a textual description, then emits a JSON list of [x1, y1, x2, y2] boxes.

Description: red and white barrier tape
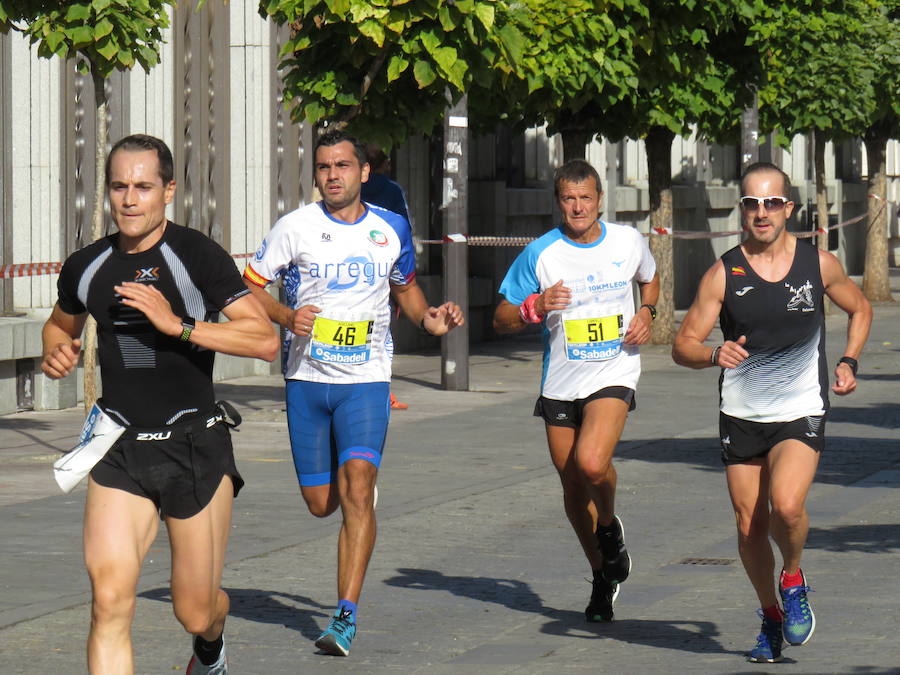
[[0, 203, 885, 279]]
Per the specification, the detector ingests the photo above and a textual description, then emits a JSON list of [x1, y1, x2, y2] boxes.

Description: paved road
[[1, 284, 898, 674]]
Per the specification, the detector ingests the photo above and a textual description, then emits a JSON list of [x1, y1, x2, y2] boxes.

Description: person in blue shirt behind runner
[[361, 143, 411, 410], [243, 129, 464, 657], [493, 159, 659, 624]]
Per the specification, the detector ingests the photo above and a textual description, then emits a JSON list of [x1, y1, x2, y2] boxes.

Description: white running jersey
[[245, 202, 416, 384], [499, 222, 656, 401]]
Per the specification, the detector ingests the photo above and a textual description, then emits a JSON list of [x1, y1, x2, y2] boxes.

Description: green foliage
[[261, 0, 525, 148], [472, 0, 762, 145], [1, 1, 171, 76], [752, 0, 892, 143]]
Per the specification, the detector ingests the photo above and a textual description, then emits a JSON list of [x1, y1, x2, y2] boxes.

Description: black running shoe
[[597, 515, 632, 584], [585, 575, 620, 622]]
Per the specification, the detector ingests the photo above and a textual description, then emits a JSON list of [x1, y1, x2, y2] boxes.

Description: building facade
[[1, 1, 898, 413]]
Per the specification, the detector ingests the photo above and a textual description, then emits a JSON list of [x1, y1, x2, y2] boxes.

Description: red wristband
[[519, 293, 544, 324]]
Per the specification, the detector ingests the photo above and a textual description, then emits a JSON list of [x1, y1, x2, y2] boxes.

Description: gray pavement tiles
[[1, 285, 899, 673]]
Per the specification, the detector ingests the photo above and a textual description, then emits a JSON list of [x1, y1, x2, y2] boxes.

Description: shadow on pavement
[[805, 523, 900, 553], [539, 610, 746, 656], [139, 586, 331, 640], [827, 402, 900, 429], [212, 384, 284, 411], [619, 436, 900, 487], [383, 568, 545, 614]]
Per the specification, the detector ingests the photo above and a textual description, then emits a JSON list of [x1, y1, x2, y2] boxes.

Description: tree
[[751, 0, 900, 299], [623, 1, 760, 343], [467, 0, 643, 159], [472, 1, 760, 342], [260, 0, 525, 148], [860, 2, 899, 302], [2, 0, 172, 410]]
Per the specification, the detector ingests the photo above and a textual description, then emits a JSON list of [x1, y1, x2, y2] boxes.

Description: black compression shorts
[[91, 413, 244, 519], [719, 413, 826, 465], [534, 386, 636, 428]]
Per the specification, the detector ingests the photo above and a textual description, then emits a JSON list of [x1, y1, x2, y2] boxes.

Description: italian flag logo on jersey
[[368, 230, 389, 246]]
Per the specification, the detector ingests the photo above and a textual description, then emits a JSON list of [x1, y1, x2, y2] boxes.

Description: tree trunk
[[813, 129, 829, 253], [83, 68, 108, 413], [813, 130, 832, 314], [645, 125, 675, 344], [561, 128, 589, 162], [862, 128, 893, 302]]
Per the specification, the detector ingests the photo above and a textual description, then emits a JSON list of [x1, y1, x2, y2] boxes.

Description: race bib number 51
[[563, 314, 624, 361], [311, 316, 374, 365]]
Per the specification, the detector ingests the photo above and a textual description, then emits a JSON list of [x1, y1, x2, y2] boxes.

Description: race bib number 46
[[311, 316, 374, 365], [563, 314, 624, 361]]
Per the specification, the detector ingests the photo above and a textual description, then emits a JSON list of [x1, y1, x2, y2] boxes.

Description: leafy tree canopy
[[261, 0, 526, 148], [0, 0, 170, 76], [752, 0, 895, 144]]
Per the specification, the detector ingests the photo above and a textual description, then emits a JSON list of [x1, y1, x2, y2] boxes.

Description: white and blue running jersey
[[499, 222, 656, 401], [245, 201, 415, 384]]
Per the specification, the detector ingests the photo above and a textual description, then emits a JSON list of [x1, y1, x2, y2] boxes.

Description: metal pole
[[0, 33, 13, 315], [604, 138, 617, 222], [440, 96, 469, 391], [740, 91, 759, 174]]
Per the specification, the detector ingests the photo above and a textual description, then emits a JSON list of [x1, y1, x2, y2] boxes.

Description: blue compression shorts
[[285, 380, 390, 487]]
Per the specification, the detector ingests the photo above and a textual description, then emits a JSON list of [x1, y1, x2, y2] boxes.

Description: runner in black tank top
[[719, 239, 829, 424], [672, 163, 872, 664]]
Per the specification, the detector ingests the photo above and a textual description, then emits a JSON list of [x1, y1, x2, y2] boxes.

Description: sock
[[596, 518, 620, 557], [780, 568, 804, 588], [596, 518, 618, 536], [193, 633, 224, 666], [592, 568, 604, 581], [762, 605, 784, 622], [337, 599, 358, 623]]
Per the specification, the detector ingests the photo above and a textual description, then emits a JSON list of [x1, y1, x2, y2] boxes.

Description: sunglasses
[[739, 196, 790, 211]]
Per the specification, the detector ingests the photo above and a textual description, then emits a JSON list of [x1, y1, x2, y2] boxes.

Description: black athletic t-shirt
[[718, 239, 828, 422], [57, 222, 249, 427]]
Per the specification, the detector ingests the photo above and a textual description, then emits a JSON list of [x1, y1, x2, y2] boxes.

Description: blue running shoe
[[186, 635, 227, 674], [315, 608, 357, 656], [748, 611, 784, 663], [780, 569, 815, 645]]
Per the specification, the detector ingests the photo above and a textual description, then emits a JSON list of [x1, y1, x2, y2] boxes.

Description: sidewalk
[[1, 281, 898, 674]]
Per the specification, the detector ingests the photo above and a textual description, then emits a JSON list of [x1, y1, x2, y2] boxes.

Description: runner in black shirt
[[41, 134, 278, 674]]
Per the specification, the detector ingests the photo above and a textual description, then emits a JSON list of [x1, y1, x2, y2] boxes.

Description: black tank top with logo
[[718, 239, 828, 422]]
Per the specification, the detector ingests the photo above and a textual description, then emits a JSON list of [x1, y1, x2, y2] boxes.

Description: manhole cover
[[678, 557, 735, 566]]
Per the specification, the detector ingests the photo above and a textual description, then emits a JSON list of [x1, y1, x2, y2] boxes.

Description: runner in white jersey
[[494, 159, 659, 623], [243, 130, 464, 657], [673, 162, 872, 664]]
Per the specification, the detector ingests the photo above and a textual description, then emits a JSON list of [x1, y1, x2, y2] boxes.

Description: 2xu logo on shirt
[[134, 413, 224, 441]]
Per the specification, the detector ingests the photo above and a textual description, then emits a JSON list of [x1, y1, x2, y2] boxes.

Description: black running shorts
[[719, 413, 826, 465], [534, 386, 636, 428], [91, 415, 244, 519]]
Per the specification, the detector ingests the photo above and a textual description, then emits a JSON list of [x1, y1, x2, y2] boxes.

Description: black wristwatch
[[640, 304, 657, 321], [180, 316, 196, 342], [838, 356, 858, 375]]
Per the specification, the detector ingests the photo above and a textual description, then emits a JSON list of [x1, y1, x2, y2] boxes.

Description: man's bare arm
[[819, 249, 872, 395], [390, 279, 464, 336], [41, 305, 87, 379], [116, 282, 278, 361], [673, 261, 738, 368]]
